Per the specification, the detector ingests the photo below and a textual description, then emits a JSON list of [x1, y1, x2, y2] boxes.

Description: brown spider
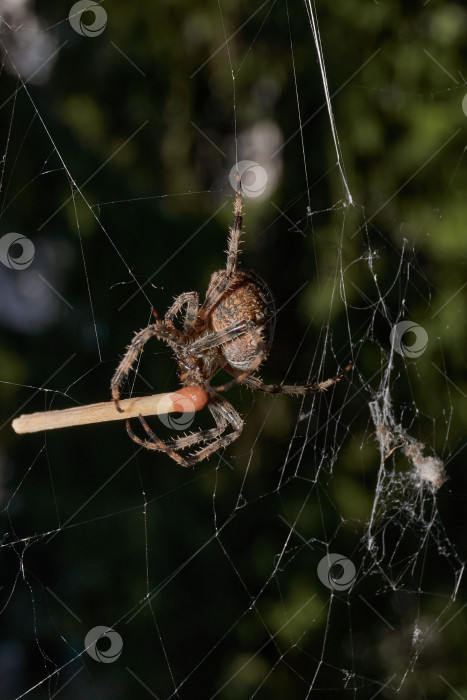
[[111, 182, 352, 467]]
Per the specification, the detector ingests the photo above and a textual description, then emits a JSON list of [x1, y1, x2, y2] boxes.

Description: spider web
[[0, 1, 466, 698]]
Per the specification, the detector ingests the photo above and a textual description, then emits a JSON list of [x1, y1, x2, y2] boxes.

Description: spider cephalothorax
[[111, 182, 351, 467]]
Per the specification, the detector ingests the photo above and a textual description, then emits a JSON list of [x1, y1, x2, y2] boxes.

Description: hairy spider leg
[[126, 393, 243, 467], [199, 185, 244, 321], [164, 291, 200, 332], [186, 320, 251, 355], [111, 323, 185, 410], [112, 318, 252, 409], [209, 340, 269, 393], [240, 362, 354, 395]]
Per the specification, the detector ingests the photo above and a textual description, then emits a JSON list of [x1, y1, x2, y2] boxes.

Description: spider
[[111, 181, 352, 467]]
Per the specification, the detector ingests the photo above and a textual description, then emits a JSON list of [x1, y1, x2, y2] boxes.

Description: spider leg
[[199, 185, 244, 319], [240, 362, 353, 395], [126, 419, 195, 468], [129, 414, 225, 451], [125, 393, 243, 467], [187, 320, 251, 355], [225, 184, 243, 278], [164, 291, 199, 333], [194, 393, 243, 459], [210, 342, 269, 393], [111, 323, 185, 410]]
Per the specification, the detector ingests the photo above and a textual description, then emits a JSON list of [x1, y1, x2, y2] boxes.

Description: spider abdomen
[[209, 270, 276, 371]]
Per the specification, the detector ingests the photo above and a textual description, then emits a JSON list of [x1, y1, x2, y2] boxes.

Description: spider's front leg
[[187, 320, 252, 355], [164, 291, 199, 333], [111, 323, 184, 411], [199, 186, 244, 320]]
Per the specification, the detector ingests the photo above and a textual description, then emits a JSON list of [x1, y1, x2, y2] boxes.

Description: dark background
[[0, 1, 466, 698]]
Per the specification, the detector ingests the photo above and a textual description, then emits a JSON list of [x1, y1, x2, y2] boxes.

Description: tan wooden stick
[[11, 386, 208, 434]]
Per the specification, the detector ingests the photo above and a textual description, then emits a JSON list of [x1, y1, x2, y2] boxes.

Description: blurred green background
[[0, 1, 466, 698]]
